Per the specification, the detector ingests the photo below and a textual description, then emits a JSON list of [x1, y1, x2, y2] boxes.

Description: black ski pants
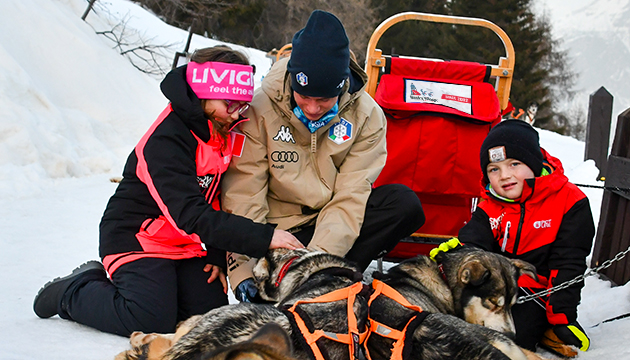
[[59, 256, 227, 337], [512, 288, 551, 351], [294, 183, 425, 271]]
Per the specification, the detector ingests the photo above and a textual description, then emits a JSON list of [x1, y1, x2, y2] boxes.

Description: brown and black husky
[[365, 245, 549, 360], [115, 248, 368, 360]]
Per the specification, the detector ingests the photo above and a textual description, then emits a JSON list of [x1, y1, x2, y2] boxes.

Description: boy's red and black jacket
[[458, 149, 595, 325], [99, 65, 273, 275]]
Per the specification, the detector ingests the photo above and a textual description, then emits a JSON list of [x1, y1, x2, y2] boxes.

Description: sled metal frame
[[365, 13, 515, 259], [365, 12, 515, 112]]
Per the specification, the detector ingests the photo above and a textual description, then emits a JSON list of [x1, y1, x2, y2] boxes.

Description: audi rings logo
[[271, 151, 299, 163]]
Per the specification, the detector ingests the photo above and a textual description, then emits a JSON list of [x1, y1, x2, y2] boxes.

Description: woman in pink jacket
[[33, 46, 302, 336]]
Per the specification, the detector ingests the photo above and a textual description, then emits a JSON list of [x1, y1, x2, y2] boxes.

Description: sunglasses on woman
[[224, 100, 250, 115]]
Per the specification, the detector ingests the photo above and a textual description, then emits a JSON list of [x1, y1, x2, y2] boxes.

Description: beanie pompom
[[287, 10, 350, 98]]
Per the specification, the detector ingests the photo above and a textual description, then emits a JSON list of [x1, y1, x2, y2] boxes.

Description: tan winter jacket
[[221, 57, 387, 289]]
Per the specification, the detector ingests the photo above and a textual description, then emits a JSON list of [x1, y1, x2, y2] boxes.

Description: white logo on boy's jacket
[[489, 213, 504, 230], [533, 219, 552, 229], [273, 125, 296, 143]]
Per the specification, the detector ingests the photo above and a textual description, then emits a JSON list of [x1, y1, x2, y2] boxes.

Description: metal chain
[[516, 244, 630, 304]]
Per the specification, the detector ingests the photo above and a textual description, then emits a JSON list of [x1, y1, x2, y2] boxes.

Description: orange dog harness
[[365, 279, 428, 360], [283, 281, 369, 360]]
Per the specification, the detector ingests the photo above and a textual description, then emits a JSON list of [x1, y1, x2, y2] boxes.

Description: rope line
[[574, 183, 630, 193]]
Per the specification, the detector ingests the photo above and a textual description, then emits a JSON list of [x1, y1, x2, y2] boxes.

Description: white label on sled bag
[[404, 79, 473, 115]]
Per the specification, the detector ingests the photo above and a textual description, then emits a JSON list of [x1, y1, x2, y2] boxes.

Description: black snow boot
[[33, 261, 106, 318]]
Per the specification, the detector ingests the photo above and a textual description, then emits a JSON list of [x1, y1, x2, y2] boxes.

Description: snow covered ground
[[1, 0, 629, 359]]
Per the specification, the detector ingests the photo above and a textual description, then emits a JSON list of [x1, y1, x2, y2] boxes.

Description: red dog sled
[[364, 12, 515, 260]]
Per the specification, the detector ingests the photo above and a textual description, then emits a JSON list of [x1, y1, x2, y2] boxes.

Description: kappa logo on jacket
[[273, 125, 296, 143]]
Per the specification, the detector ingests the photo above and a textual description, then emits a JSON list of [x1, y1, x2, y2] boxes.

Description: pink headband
[[186, 61, 254, 102]]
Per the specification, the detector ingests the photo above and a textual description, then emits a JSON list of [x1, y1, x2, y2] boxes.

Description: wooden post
[[584, 86, 613, 179], [591, 107, 630, 285]]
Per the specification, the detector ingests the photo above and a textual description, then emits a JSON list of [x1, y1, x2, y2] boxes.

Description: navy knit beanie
[[480, 119, 543, 183], [287, 10, 351, 98]]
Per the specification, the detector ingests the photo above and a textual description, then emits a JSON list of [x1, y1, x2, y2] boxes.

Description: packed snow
[[1, 0, 629, 359]]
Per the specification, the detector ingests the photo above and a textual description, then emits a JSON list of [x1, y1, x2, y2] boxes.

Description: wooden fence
[[590, 106, 630, 285]]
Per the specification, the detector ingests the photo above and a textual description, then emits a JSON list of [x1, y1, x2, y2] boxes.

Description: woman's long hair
[[190, 46, 250, 142]]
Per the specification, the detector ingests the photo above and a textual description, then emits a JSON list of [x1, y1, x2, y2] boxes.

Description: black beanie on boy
[[480, 119, 543, 183], [287, 10, 351, 98]]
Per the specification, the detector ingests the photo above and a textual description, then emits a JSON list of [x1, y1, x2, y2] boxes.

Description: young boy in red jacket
[[458, 119, 595, 357]]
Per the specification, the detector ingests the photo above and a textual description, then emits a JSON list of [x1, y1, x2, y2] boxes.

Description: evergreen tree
[[369, 0, 448, 58], [446, 0, 570, 129]]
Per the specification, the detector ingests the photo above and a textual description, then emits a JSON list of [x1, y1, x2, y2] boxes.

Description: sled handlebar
[[364, 12, 515, 111]]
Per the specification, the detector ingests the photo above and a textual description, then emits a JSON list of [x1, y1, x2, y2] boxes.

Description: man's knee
[[378, 184, 425, 226]]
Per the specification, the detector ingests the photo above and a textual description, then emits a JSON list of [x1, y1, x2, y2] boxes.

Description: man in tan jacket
[[221, 10, 425, 301]]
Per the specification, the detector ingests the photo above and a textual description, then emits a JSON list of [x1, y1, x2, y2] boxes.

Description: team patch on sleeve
[[231, 132, 246, 157]]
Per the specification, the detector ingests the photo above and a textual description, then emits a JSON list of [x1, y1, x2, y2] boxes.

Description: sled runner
[[364, 12, 515, 260]]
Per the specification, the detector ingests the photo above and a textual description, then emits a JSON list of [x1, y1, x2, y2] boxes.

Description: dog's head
[[441, 247, 537, 337], [252, 248, 313, 302], [253, 248, 361, 303], [200, 322, 296, 360]]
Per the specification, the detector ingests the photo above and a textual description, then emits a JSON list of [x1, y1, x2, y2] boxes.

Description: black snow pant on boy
[[293, 183, 425, 271], [512, 288, 551, 351], [59, 256, 227, 337]]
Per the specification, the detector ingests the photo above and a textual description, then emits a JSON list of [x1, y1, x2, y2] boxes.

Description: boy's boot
[[33, 260, 106, 318]]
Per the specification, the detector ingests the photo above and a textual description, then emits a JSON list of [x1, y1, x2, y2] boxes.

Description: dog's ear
[[253, 257, 271, 283], [459, 260, 490, 286], [511, 259, 538, 282], [249, 323, 293, 356]]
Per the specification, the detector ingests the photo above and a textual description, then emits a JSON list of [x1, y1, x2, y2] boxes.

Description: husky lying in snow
[[116, 248, 368, 360], [116, 246, 548, 360], [365, 245, 548, 360]]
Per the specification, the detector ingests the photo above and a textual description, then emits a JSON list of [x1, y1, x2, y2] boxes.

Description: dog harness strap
[[369, 280, 423, 313], [282, 308, 321, 360], [285, 282, 368, 360], [366, 280, 425, 360]]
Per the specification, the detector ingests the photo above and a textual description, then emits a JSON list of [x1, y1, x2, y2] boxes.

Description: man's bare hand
[[269, 229, 305, 250]]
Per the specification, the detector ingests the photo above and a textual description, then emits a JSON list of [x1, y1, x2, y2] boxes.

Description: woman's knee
[[128, 308, 178, 334]]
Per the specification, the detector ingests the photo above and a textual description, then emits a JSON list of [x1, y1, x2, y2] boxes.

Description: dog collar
[[275, 256, 300, 287], [438, 263, 448, 284]]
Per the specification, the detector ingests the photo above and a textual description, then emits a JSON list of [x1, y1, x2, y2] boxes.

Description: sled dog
[[115, 248, 368, 360], [365, 246, 548, 360], [200, 322, 296, 360]]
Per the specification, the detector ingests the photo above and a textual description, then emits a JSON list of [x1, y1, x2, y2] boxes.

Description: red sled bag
[[373, 57, 501, 259]]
